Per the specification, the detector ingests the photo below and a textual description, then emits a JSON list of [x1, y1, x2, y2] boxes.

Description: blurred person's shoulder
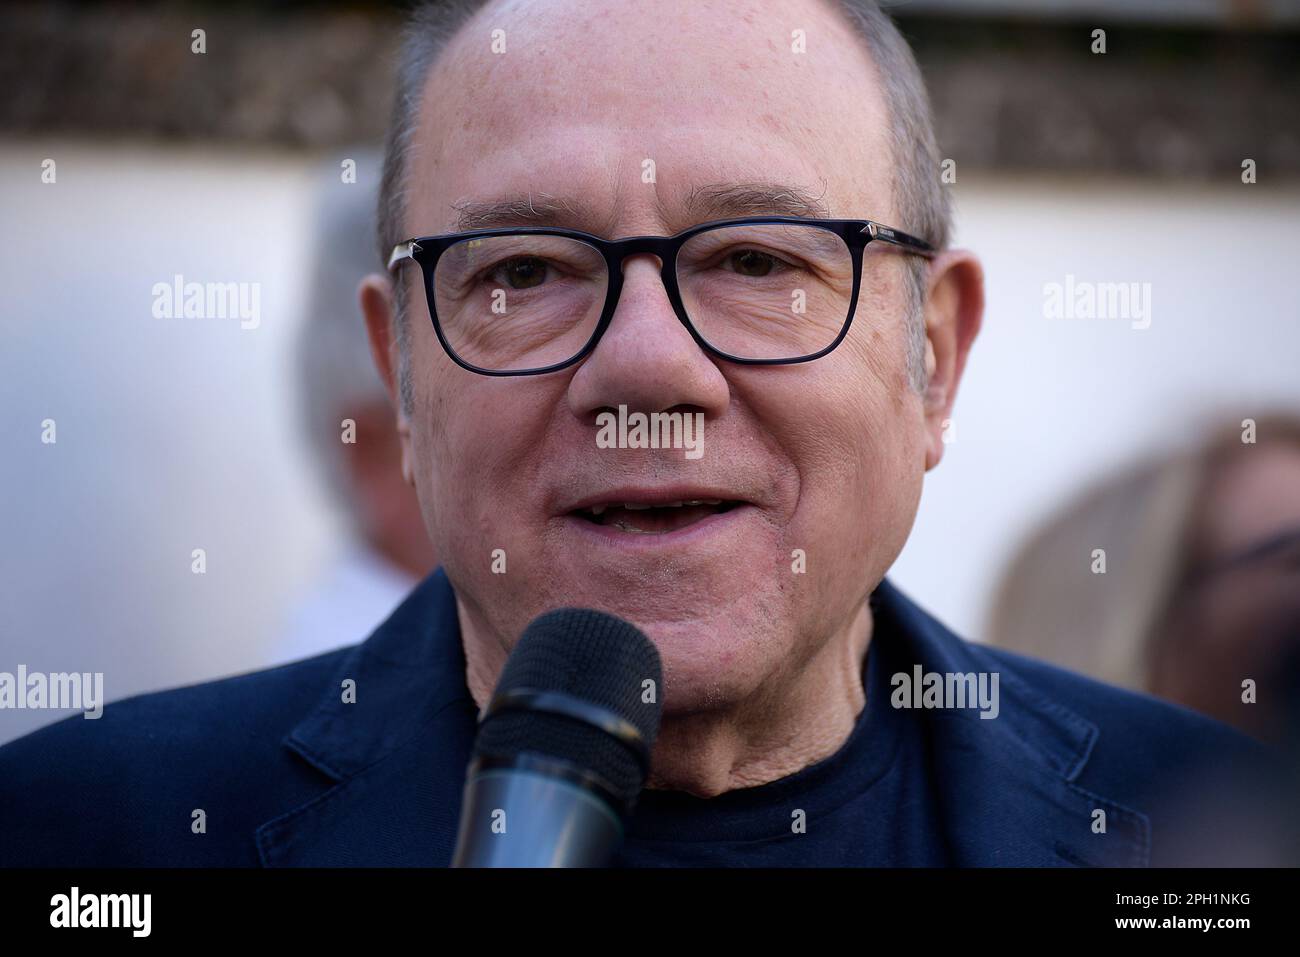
[[0, 646, 352, 867]]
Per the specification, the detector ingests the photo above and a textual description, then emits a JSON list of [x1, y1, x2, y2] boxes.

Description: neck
[[644, 601, 872, 797], [460, 598, 874, 799]]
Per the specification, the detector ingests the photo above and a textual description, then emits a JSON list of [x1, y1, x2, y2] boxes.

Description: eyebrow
[[680, 181, 832, 222], [451, 192, 589, 232], [447, 181, 832, 235]]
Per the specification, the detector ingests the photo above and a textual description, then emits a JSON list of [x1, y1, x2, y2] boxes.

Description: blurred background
[[2, 0, 1298, 746]]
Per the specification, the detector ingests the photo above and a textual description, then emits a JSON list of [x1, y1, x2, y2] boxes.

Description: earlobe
[[397, 414, 415, 487], [923, 338, 939, 404], [400, 442, 415, 487]]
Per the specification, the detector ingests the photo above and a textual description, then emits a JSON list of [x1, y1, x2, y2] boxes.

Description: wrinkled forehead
[[405, 0, 896, 237]]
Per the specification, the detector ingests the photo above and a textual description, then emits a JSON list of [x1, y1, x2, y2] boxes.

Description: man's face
[[396, 0, 940, 714]]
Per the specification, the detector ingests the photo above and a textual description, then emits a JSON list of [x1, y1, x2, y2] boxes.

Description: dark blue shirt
[[615, 627, 948, 866]]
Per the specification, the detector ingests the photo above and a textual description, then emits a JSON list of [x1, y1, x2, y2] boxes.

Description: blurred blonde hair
[[986, 412, 1300, 692]]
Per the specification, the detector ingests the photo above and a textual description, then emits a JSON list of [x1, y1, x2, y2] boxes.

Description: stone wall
[[1, 1, 1296, 177]]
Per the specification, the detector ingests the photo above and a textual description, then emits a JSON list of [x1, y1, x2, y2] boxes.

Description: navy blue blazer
[[0, 569, 1263, 866]]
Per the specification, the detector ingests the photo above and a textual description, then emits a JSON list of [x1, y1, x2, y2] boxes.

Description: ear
[[919, 250, 983, 471], [359, 273, 416, 487]]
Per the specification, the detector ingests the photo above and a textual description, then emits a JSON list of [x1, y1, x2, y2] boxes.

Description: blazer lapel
[[255, 568, 479, 867], [871, 579, 1150, 867]]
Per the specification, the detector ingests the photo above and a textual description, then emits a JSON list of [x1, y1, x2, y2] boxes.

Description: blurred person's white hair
[[296, 151, 391, 522], [985, 455, 1202, 691]]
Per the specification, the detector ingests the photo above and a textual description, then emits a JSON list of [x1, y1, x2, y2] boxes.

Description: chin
[[624, 611, 786, 713], [655, 663, 760, 716]]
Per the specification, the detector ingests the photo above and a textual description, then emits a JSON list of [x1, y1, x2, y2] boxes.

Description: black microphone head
[[474, 608, 663, 811]]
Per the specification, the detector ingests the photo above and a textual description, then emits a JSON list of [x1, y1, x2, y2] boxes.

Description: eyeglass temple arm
[[862, 222, 937, 258], [387, 240, 421, 272]]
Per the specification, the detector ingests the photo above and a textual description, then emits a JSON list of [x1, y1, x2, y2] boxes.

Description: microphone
[[451, 608, 663, 867]]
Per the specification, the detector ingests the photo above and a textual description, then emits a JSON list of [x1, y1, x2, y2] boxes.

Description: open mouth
[[570, 499, 742, 535]]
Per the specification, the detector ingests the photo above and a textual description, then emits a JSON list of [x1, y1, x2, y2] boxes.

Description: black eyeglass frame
[[387, 215, 937, 377]]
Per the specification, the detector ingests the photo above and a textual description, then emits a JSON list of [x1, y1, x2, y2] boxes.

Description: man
[[0, 0, 1264, 866]]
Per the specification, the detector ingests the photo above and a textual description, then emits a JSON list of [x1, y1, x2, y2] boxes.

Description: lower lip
[[559, 504, 756, 550]]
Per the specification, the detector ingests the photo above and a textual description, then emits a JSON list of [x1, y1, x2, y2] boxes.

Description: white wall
[[892, 173, 1300, 637], [0, 142, 341, 744], [2, 142, 1297, 743]]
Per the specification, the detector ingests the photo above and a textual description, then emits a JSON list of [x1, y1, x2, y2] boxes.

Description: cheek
[[411, 373, 562, 576], [799, 408, 920, 551], [756, 340, 925, 576], [410, 371, 491, 562]]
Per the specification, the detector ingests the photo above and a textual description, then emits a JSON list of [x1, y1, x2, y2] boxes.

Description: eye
[[488, 256, 551, 290], [713, 246, 802, 278], [729, 249, 777, 277]]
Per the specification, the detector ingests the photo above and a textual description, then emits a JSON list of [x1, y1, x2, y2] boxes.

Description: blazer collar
[[281, 566, 470, 781], [256, 567, 479, 866], [257, 570, 1147, 866]]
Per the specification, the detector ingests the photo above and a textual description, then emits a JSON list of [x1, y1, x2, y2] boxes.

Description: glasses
[[387, 215, 935, 376], [1178, 526, 1300, 593]]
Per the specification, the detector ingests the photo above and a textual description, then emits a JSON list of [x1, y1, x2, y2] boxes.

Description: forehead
[[406, 0, 895, 236]]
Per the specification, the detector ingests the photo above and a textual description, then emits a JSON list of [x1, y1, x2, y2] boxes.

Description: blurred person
[[0, 0, 1271, 868], [987, 413, 1300, 744], [989, 415, 1300, 865], [275, 158, 437, 664]]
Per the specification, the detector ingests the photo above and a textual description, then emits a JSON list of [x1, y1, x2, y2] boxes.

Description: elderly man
[[0, 0, 1262, 867]]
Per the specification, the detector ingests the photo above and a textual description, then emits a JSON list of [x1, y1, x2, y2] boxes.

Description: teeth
[[611, 521, 657, 534], [584, 498, 727, 516], [623, 499, 725, 510]]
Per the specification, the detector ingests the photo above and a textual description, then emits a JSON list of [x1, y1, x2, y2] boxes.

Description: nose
[[566, 253, 730, 425]]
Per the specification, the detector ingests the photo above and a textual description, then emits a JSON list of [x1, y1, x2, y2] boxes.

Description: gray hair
[[377, 0, 949, 412], [298, 151, 391, 517]]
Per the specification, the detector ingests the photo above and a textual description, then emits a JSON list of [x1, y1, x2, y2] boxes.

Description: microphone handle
[[451, 767, 625, 867]]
